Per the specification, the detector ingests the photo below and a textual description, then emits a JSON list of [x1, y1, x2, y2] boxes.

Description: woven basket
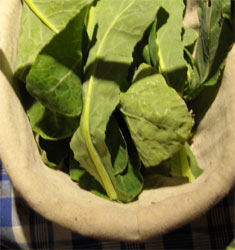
[[0, 0, 234, 241]]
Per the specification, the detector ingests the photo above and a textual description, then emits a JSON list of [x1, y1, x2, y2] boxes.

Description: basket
[[0, 0, 234, 241]]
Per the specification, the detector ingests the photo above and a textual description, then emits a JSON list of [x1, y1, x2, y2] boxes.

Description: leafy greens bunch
[[15, 0, 233, 202]]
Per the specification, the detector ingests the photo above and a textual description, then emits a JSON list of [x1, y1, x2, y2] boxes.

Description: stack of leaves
[[15, 0, 233, 202]]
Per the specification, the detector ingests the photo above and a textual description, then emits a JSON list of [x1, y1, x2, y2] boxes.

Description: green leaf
[[195, 0, 228, 83], [18, 79, 80, 140], [132, 63, 158, 83], [105, 116, 128, 176], [185, 0, 233, 100], [70, 0, 161, 202], [23, 0, 94, 32], [69, 141, 143, 202], [36, 135, 70, 168], [115, 138, 143, 202], [183, 48, 197, 94], [187, 72, 223, 131], [182, 27, 198, 48], [15, 0, 94, 81], [148, 18, 159, 68], [15, 2, 54, 81], [221, 0, 231, 19], [156, 1, 188, 94], [141, 19, 159, 67], [69, 155, 108, 199], [26, 6, 90, 117], [144, 175, 188, 189], [120, 65, 193, 167], [113, 111, 144, 202], [142, 45, 151, 65], [168, 143, 203, 182], [184, 143, 203, 178], [27, 100, 80, 140]]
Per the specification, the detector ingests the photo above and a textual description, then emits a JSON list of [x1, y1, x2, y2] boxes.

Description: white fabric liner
[[0, 0, 234, 241]]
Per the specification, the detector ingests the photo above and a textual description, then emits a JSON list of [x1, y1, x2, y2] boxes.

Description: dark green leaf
[[115, 140, 143, 202], [185, 0, 233, 100], [36, 135, 70, 167], [142, 163, 171, 177], [106, 116, 128, 176], [27, 100, 80, 140], [221, 0, 231, 19], [144, 174, 188, 189], [113, 112, 144, 202], [69, 155, 108, 199], [187, 73, 222, 131]]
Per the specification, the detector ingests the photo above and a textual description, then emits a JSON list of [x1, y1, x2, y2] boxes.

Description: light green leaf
[[148, 18, 159, 68], [120, 66, 193, 167], [142, 45, 151, 65], [26, 6, 90, 117], [168, 143, 203, 182], [15, 0, 94, 81], [132, 63, 158, 83], [142, 18, 159, 67], [156, 0, 187, 94], [27, 100, 80, 140], [70, 0, 161, 202], [182, 27, 198, 48], [184, 143, 203, 178], [15, 2, 54, 81]]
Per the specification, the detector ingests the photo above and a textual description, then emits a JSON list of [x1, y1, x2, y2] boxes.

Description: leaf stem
[[83, 79, 118, 200], [24, 0, 58, 33]]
